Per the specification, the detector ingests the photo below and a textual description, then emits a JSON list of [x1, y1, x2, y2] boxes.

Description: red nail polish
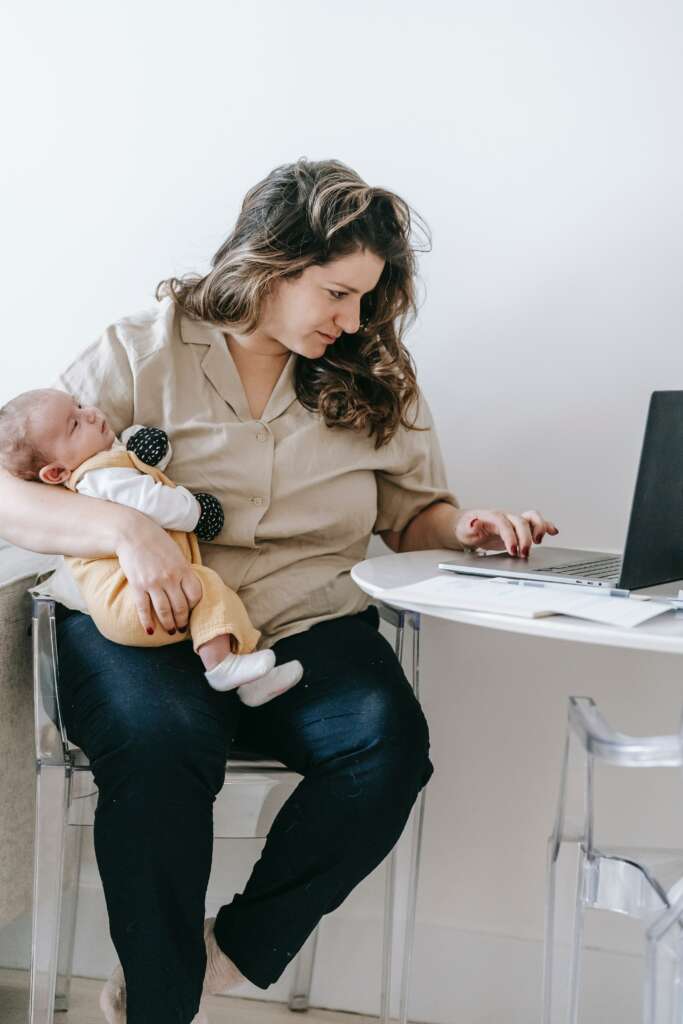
[[168, 628, 176, 635], [511, 545, 518, 556], [179, 625, 187, 633], [470, 517, 479, 528], [146, 627, 154, 635]]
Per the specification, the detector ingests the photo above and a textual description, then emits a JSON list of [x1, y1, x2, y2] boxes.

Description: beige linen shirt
[[44, 298, 458, 648]]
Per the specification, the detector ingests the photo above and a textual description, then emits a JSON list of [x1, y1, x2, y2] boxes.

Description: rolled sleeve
[[76, 468, 201, 532], [51, 324, 135, 437], [373, 391, 458, 535]]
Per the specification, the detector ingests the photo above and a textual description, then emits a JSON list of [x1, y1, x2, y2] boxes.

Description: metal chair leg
[[381, 846, 398, 1024], [54, 822, 84, 1011], [399, 785, 428, 1024], [288, 924, 320, 1010], [29, 764, 70, 1024], [397, 611, 426, 1024]]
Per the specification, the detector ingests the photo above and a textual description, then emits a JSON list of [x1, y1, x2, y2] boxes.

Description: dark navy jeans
[[55, 603, 434, 1024]]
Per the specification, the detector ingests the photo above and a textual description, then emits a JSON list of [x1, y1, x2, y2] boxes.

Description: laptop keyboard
[[533, 556, 623, 582]]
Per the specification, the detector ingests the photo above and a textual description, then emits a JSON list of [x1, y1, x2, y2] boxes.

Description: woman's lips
[[317, 331, 336, 342]]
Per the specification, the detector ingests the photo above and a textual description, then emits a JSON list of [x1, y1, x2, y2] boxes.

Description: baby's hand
[[125, 426, 170, 467], [193, 492, 225, 541]]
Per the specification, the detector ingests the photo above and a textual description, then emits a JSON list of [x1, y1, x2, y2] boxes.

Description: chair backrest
[[568, 695, 683, 767], [550, 695, 683, 860], [32, 597, 71, 767]]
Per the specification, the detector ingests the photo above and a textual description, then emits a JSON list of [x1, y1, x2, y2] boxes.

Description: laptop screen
[[619, 390, 683, 590]]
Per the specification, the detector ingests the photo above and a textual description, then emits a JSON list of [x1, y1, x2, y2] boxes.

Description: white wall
[[2, 2, 683, 1021]]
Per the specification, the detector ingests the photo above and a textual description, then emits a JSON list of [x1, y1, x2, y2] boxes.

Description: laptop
[[438, 391, 683, 598]]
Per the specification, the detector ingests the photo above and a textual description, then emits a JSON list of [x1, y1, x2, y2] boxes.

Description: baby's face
[[35, 390, 115, 484]]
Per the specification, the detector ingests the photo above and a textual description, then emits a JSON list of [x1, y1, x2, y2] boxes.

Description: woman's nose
[[335, 304, 361, 335]]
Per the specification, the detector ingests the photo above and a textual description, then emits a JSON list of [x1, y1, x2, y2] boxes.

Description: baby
[[0, 388, 303, 706]]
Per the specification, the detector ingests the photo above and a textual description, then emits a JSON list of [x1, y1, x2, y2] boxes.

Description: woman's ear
[[38, 463, 71, 485]]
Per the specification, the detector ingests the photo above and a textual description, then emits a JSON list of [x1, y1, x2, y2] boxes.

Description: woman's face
[[230, 248, 386, 360]]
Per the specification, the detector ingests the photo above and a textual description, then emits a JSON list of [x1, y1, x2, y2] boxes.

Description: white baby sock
[[237, 659, 304, 707], [204, 649, 276, 692]]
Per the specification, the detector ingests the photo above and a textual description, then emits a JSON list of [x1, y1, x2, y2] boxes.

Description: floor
[[0, 969, 382, 1024]]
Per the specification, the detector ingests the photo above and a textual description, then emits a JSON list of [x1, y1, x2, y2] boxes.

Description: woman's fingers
[[460, 508, 560, 556], [166, 583, 191, 633], [521, 510, 561, 544], [506, 514, 534, 557], [479, 512, 519, 555], [132, 574, 201, 635], [180, 569, 203, 610], [164, 570, 203, 633], [148, 586, 178, 635], [117, 520, 205, 635], [133, 590, 156, 636]]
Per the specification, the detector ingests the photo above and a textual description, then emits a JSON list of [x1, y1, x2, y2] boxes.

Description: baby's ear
[[38, 463, 71, 486]]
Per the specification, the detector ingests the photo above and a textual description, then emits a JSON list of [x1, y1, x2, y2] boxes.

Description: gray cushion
[[0, 574, 36, 925], [0, 545, 57, 926]]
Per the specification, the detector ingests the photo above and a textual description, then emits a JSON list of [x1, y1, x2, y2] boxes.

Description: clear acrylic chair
[[29, 596, 426, 1024], [543, 695, 683, 1023]]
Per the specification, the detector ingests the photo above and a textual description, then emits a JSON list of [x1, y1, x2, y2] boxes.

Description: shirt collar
[[179, 315, 297, 423]]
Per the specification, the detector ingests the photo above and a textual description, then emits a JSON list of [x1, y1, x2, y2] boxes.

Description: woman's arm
[[0, 468, 133, 556], [0, 469, 203, 633], [380, 502, 466, 553], [384, 500, 559, 555]]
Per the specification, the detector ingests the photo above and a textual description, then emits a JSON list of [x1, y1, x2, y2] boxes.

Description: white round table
[[352, 549, 683, 655], [352, 549, 683, 1022]]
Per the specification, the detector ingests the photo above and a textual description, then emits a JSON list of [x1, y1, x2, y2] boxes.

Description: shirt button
[[250, 496, 266, 506], [256, 431, 268, 443]]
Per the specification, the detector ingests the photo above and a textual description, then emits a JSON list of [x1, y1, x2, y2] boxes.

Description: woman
[[0, 158, 558, 1024]]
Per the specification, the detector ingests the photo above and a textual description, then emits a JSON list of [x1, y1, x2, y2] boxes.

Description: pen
[[497, 578, 683, 608], [497, 578, 632, 599]]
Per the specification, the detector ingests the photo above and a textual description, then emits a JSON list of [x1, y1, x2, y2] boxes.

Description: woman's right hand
[[116, 515, 203, 635]]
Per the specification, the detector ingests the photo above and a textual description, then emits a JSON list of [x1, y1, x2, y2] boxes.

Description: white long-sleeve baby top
[[74, 426, 202, 533]]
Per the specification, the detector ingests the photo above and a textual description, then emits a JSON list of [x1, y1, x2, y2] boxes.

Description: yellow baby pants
[[66, 529, 261, 654]]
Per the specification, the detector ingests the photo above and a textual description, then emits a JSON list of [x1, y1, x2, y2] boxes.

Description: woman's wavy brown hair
[[158, 157, 432, 447]]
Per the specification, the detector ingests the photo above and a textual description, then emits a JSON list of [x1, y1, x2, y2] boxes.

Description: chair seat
[[68, 742, 289, 772], [587, 845, 683, 916]]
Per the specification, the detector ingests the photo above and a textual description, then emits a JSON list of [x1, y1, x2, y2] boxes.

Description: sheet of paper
[[378, 576, 554, 618], [377, 576, 672, 628]]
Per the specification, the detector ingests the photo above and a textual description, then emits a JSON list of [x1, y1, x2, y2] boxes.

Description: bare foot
[[198, 634, 236, 671]]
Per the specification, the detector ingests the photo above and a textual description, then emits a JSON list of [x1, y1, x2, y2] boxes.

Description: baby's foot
[[204, 649, 276, 692], [237, 660, 303, 707]]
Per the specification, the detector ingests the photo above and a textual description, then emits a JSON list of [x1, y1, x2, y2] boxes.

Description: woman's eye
[[328, 290, 347, 300]]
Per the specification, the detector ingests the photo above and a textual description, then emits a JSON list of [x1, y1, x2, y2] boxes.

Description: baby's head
[[0, 388, 115, 484]]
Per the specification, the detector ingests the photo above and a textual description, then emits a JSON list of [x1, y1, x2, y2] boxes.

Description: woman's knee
[[56, 651, 233, 798], [331, 673, 435, 794], [84, 698, 231, 805]]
